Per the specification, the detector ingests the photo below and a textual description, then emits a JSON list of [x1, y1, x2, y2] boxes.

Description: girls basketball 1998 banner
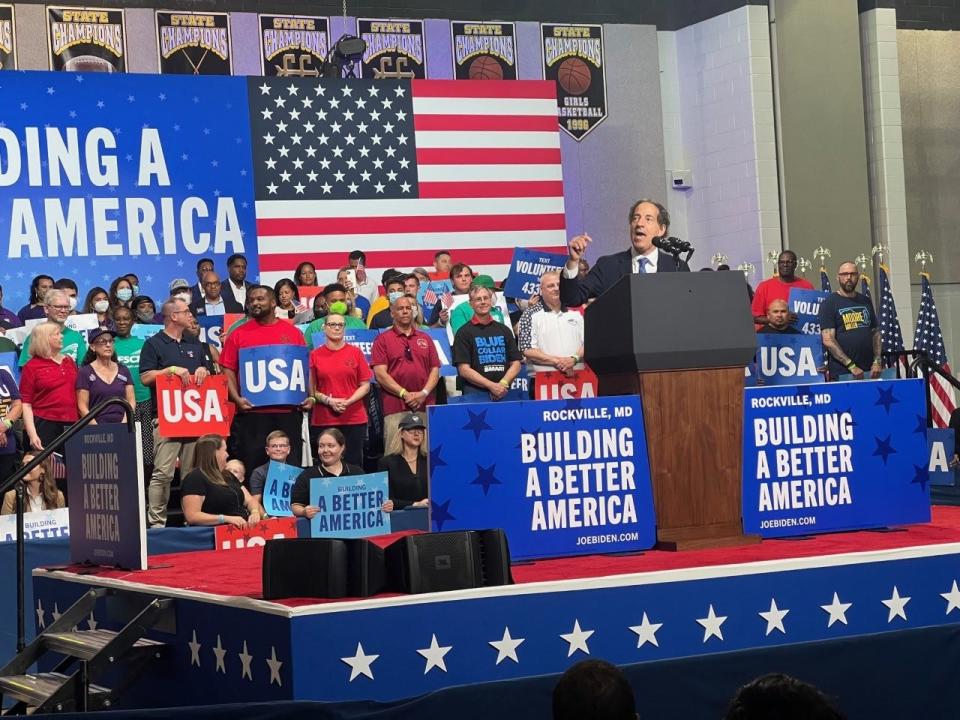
[[541, 23, 607, 141]]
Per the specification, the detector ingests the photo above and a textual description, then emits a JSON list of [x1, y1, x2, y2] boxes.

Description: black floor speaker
[[386, 529, 513, 594], [262, 538, 388, 599]]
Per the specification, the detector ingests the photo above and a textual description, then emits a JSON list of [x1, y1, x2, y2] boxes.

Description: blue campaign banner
[[788, 288, 831, 335], [309, 471, 391, 539], [239, 344, 309, 407], [927, 428, 956, 487], [755, 334, 825, 386], [503, 248, 567, 298], [130, 323, 163, 341], [65, 424, 146, 569], [0, 352, 20, 384], [428, 396, 656, 560], [743, 378, 931, 538], [0, 72, 258, 309], [262, 460, 302, 516], [197, 316, 226, 350], [425, 328, 457, 377]]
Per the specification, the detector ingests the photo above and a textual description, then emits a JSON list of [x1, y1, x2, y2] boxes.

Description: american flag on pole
[[820, 269, 832, 292], [914, 274, 957, 428], [876, 265, 905, 371], [248, 77, 567, 287], [860, 275, 872, 305]]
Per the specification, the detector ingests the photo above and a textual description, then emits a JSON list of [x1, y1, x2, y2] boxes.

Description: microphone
[[652, 236, 676, 252]]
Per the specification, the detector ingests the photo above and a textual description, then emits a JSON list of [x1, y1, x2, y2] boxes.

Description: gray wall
[[772, 0, 874, 266]]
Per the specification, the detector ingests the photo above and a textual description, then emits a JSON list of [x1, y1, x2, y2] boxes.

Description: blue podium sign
[[309, 471, 391, 539], [927, 428, 956, 487], [239, 345, 309, 406], [428, 396, 656, 560], [755, 334, 824, 386], [65, 424, 146, 570], [743, 379, 930, 538], [788, 288, 831, 335]]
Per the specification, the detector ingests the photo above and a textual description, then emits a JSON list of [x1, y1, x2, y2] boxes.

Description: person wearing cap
[[448, 274, 508, 338], [377, 412, 429, 510], [169, 278, 194, 305], [453, 282, 523, 400], [76, 326, 136, 424]]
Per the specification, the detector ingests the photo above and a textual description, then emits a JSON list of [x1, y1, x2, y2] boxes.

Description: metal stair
[[0, 588, 172, 714]]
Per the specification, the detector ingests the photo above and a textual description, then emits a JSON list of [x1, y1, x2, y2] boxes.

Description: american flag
[[860, 275, 872, 304], [820, 270, 831, 292], [876, 265, 905, 371], [248, 77, 567, 287], [914, 274, 957, 428]]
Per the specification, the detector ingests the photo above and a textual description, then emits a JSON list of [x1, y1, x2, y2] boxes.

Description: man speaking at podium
[[559, 199, 690, 307]]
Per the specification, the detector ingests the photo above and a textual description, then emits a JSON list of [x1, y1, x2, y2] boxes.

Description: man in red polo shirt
[[751, 250, 814, 330], [371, 293, 440, 452], [220, 285, 312, 472]]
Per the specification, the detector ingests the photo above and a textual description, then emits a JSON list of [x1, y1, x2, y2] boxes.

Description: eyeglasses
[[94, 339, 114, 346], [326, 322, 345, 329], [268, 443, 290, 449], [49, 305, 71, 311]]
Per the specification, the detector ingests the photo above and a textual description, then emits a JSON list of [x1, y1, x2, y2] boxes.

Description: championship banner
[[428, 396, 656, 560], [754, 334, 825, 387], [0, 71, 257, 310], [66, 423, 146, 569], [156, 373, 231, 438], [0, 5, 15, 70], [928, 428, 956, 486], [503, 247, 567, 298], [239, 344, 309, 406], [197, 315, 226, 350], [451, 22, 517, 80], [309, 471, 391, 539], [262, 460, 301, 516], [0, 507, 69, 542], [358, 19, 426, 79], [788, 288, 831, 335], [259, 14, 328, 78], [156, 11, 232, 75], [541, 23, 607, 140], [742, 378, 930, 539], [215, 516, 298, 551], [48, 7, 126, 73], [535, 367, 597, 400]]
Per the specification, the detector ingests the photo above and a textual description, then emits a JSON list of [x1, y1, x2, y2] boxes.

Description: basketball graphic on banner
[[557, 57, 591, 95], [469, 54, 503, 80]]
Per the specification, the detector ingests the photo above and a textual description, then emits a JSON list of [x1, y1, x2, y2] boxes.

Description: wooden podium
[[584, 272, 761, 550]]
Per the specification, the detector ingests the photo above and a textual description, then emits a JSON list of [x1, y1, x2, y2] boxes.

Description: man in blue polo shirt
[[139, 297, 214, 527]]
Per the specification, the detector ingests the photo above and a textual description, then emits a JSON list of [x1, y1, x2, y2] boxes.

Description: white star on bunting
[[696, 605, 727, 643], [628, 612, 663, 648], [881, 586, 911, 623], [489, 627, 524, 665], [341, 642, 379, 682], [266, 646, 283, 686], [238, 640, 253, 681], [941, 580, 960, 614], [212, 634, 227, 673], [821, 592, 853, 627], [417, 634, 452, 674], [188, 630, 201, 667], [758, 598, 789, 636], [560, 620, 594, 657]]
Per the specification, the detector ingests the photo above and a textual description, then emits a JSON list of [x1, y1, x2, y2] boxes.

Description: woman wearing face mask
[[124, 273, 141, 298], [108, 277, 135, 310], [82, 287, 112, 328], [274, 279, 302, 320], [131, 296, 158, 325], [1, 452, 64, 514], [290, 428, 393, 518], [112, 306, 154, 469], [307, 312, 371, 466]]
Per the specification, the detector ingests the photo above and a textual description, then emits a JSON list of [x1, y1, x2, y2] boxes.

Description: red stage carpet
[[57, 506, 960, 607]]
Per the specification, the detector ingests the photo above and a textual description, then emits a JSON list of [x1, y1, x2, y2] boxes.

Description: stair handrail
[[5, 398, 134, 652]]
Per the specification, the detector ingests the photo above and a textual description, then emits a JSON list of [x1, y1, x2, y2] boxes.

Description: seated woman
[[377, 412, 429, 510], [1, 452, 65, 514], [180, 434, 261, 528], [290, 428, 392, 518], [76, 327, 136, 424]]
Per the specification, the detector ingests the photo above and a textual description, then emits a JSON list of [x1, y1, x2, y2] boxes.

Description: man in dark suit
[[559, 198, 689, 307], [224, 253, 254, 306], [189, 271, 244, 317], [190, 257, 215, 307]]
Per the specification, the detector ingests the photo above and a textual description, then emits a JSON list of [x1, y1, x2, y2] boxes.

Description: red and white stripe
[[256, 80, 567, 288], [929, 366, 957, 428]]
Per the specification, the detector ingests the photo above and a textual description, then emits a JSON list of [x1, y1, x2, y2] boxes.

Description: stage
[[31, 506, 960, 708]]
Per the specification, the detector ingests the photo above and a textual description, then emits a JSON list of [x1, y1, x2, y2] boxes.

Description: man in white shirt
[[517, 271, 584, 381]]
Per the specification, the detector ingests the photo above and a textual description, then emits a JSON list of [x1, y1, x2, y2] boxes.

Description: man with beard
[[751, 250, 813, 330], [220, 286, 312, 471], [559, 199, 689, 307], [757, 299, 801, 334], [818, 261, 881, 381]]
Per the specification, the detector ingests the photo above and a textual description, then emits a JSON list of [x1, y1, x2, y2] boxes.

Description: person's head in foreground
[[724, 673, 844, 720], [553, 659, 638, 720]]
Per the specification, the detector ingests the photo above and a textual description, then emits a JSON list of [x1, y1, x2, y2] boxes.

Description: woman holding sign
[[290, 428, 390, 518], [181, 434, 260, 528], [308, 313, 371, 467]]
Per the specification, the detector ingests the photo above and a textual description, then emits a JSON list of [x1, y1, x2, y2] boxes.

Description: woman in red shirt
[[308, 313, 371, 467], [21, 322, 80, 452]]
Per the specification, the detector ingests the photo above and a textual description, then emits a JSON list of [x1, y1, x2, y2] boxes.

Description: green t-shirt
[[449, 303, 506, 338], [303, 315, 368, 349], [19, 326, 87, 366], [114, 335, 150, 403]]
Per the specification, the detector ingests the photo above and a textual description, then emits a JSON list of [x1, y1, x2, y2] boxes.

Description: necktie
[[636, 257, 649, 274]]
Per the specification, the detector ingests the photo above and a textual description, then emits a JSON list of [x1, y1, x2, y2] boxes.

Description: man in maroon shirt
[[220, 285, 313, 472], [371, 293, 441, 452]]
